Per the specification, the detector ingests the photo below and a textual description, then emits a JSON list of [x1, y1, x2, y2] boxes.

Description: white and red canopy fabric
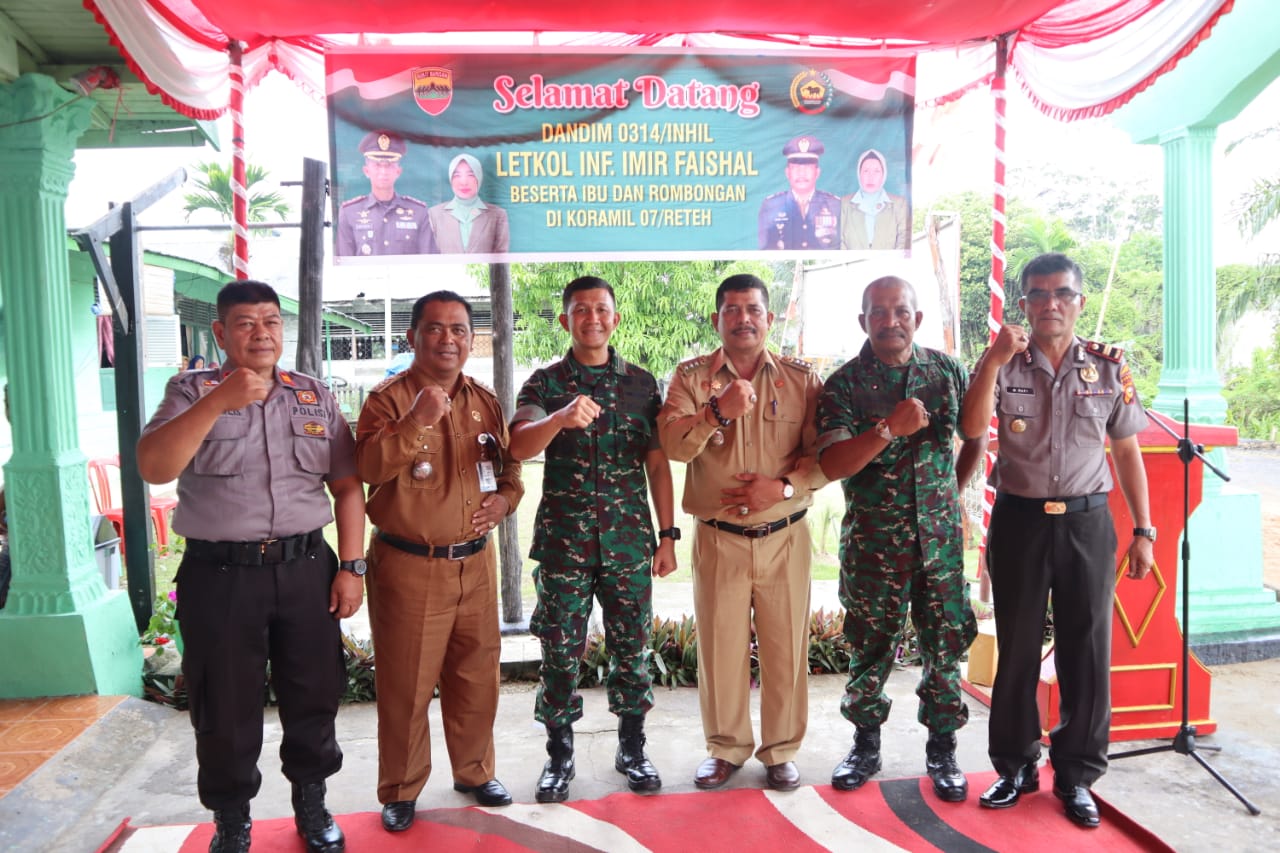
[[88, 0, 1234, 122]]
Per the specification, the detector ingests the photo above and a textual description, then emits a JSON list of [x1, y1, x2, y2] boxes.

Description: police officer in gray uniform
[[336, 131, 437, 257], [138, 281, 368, 853], [960, 253, 1154, 831], [757, 135, 841, 251]]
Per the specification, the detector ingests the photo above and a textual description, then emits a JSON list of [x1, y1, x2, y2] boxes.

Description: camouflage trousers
[[530, 560, 654, 727], [839, 558, 977, 734]]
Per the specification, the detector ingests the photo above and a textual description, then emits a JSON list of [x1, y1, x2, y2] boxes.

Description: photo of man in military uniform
[[757, 135, 841, 251], [336, 131, 437, 257]]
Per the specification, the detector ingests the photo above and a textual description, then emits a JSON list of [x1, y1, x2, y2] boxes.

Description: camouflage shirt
[[816, 341, 972, 577], [513, 347, 661, 566]]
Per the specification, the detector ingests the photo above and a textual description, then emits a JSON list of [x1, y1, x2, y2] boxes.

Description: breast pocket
[[193, 415, 250, 476], [291, 418, 331, 475], [763, 406, 803, 458], [399, 430, 445, 491], [998, 393, 1044, 443], [1071, 396, 1110, 447]]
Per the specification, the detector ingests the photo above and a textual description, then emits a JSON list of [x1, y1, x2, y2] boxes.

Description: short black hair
[[1020, 253, 1083, 293], [715, 273, 769, 311], [216, 280, 280, 321], [410, 290, 473, 331], [561, 275, 616, 312]]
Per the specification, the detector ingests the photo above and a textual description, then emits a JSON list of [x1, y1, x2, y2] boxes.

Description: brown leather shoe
[[766, 761, 800, 791], [694, 757, 740, 789]]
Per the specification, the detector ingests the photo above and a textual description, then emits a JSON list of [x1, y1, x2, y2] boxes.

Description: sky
[[64, 60, 1280, 299]]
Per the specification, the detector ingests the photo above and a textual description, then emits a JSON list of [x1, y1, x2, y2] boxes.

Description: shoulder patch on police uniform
[[678, 356, 708, 375], [341, 195, 368, 207], [295, 389, 319, 405], [1084, 340, 1124, 363]]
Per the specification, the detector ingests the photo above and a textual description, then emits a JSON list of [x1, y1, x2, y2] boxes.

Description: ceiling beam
[[0, 7, 48, 65]]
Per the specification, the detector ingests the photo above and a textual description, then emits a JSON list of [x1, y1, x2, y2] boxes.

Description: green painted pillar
[[0, 74, 142, 697], [1151, 125, 1280, 646], [1152, 125, 1227, 424]]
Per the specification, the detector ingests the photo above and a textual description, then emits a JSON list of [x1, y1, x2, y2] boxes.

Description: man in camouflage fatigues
[[509, 276, 677, 803], [816, 276, 986, 802]]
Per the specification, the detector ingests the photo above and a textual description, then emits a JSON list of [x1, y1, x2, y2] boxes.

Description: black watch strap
[[658, 527, 681, 541]]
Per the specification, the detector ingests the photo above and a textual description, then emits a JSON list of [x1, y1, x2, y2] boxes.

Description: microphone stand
[[1107, 399, 1260, 815]]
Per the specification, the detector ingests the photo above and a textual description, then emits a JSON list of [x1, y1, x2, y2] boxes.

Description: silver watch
[[875, 419, 894, 441]]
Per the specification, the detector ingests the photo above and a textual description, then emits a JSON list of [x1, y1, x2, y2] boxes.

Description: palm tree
[[1228, 126, 1280, 240], [183, 160, 291, 272]]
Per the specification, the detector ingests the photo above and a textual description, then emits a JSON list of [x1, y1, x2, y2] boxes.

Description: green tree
[[183, 160, 291, 272], [480, 260, 780, 379], [1223, 325, 1280, 440]]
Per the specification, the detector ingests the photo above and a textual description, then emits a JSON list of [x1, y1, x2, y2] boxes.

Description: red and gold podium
[[967, 412, 1237, 743]]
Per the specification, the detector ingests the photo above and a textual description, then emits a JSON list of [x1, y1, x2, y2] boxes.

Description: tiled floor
[[0, 695, 125, 797]]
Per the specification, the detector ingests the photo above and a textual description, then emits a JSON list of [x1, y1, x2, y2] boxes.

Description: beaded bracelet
[[707, 395, 732, 427]]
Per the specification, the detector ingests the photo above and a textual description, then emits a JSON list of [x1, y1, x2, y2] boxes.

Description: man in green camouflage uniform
[[816, 276, 986, 802], [509, 275, 678, 803]]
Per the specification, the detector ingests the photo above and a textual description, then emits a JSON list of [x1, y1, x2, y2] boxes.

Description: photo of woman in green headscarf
[[839, 148, 909, 251], [428, 153, 510, 254]]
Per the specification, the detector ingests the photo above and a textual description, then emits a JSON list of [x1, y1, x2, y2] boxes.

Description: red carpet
[[103, 771, 1173, 852]]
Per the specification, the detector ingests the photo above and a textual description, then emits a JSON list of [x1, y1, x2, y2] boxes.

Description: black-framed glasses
[[478, 432, 503, 474], [1023, 287, 1082, 306]]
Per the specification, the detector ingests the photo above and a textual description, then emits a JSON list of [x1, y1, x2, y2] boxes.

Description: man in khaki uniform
[[355, 290, 523, 832], [659, 273, 825, 792]]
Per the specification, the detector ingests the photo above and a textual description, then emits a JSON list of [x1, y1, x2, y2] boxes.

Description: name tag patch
[[1005, 386, 1034, 395]]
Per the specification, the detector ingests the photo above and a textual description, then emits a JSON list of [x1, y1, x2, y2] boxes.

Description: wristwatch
[[339, 558, 368, 576], [780, 477, 795, 500], [658, 527, 681, 541], [875, 419, 894, 441], [1133, 527, 1157, 543]]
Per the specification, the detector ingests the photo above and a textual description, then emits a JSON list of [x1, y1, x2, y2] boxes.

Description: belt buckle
[[446, 541, 466, 560], [1043, 501, 1067, 515], [742, 522, 771, 539], [259, 537, 278, 555]]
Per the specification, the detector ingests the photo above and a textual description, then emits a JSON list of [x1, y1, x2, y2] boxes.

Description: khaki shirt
[[356, 368, 523, 544], [988, 337, 1147, 498], [142, 365, 356, 541], [659, 347, 826, 522]]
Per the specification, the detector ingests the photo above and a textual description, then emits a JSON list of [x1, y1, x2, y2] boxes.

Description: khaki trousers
[[366, 537, 500, 803], [692, 520, 812, 766]]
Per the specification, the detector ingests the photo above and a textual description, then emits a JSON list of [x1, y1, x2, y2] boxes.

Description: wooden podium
[[965, 412, 1237, 743]]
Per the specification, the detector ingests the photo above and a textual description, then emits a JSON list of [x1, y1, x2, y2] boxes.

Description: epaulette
[[763, 190, 787, 201], [400, 195, 428, 207], [341, 195, 368, 207], [678, 355, 709, 375], [778, 354, 817, 373], [1084, 340, 1124, 363], [370, 371, 410, 394], [469, 377, 498, 397]]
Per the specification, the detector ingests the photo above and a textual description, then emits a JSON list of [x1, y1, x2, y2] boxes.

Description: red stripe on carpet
[[571, 787, 831, 851], [140, 771, 1173, 852]]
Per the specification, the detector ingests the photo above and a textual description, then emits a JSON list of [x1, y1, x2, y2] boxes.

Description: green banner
[[326, 48, 915, 262]]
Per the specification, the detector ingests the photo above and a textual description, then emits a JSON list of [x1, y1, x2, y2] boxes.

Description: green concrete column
[[0, 74, 142, 697], [1152, 125, 1227, 424]]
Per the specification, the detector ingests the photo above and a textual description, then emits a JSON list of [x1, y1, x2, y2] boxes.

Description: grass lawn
[[144, 462, 984, 614]]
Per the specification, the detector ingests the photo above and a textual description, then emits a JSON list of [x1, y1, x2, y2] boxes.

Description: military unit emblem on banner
[[789, 68, 833, 115], [414, 67, 453, 116]]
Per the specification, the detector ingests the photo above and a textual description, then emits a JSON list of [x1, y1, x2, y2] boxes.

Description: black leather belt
[[377, 530, 489, 560], [996, 492, 1108, 515], [186, 529, 324, 566], [701, 509, 808, 539]]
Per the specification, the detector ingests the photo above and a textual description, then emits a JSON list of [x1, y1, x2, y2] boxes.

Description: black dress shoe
[[978, 763, 1040, 809], [693, 757, 740, 789], [453, 778, 513, 807], [381, 800, 416, 832], [1054, 784, 1101, 828]]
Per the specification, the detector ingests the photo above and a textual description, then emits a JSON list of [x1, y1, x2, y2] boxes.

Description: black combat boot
[[925, 731, 969, 802], [831, 725, 882, 791], [209, 803, 251, 853], [292, 781, 345, 852], [535, 724, 575, 803], [615, 714, 662, 793]]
